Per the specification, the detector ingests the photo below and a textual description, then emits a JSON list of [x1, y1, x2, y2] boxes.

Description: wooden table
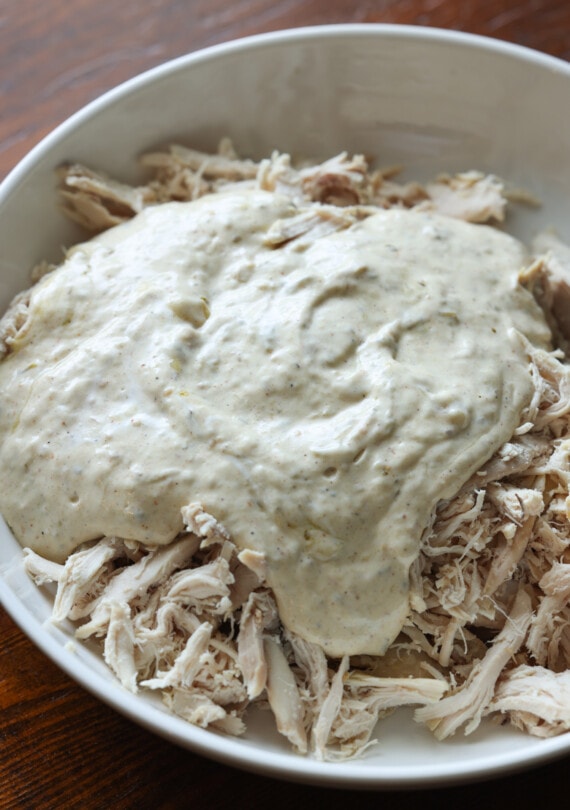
[[2, 2, 570, 807]]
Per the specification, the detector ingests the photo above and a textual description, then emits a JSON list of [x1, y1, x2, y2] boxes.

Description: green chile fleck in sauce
[[0, 190, 550, 656]]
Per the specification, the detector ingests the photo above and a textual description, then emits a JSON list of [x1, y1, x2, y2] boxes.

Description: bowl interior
[[2, 24, 570, 788]]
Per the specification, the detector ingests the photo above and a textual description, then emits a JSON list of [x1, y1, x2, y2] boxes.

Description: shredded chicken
[[521, 233, 570, 354], [13, 140, 570, 759], [418, 171, 507, 223], [53, 142, 512, 238], [0, 288, 31, 359]]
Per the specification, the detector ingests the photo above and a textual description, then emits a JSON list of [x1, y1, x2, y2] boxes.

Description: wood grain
[[2, 1, 570, 807]]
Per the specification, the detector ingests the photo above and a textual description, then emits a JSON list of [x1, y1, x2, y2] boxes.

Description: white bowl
[[2, 24, 570, 789]]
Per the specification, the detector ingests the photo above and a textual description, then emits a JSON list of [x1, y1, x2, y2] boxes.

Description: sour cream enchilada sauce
[[0, 190, 550, 657]]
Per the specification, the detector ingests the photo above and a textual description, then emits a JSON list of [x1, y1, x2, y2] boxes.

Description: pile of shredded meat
[[11, 140, 570, 759]]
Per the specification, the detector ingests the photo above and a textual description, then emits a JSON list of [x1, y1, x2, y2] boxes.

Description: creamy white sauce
[[0, 190, 550, 656]]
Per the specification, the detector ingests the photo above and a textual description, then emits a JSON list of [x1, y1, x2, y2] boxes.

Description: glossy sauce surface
[[0, 189, 549, 654]]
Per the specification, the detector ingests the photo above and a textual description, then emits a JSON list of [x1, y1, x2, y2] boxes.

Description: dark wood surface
[[2, 2, 570, 807]]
